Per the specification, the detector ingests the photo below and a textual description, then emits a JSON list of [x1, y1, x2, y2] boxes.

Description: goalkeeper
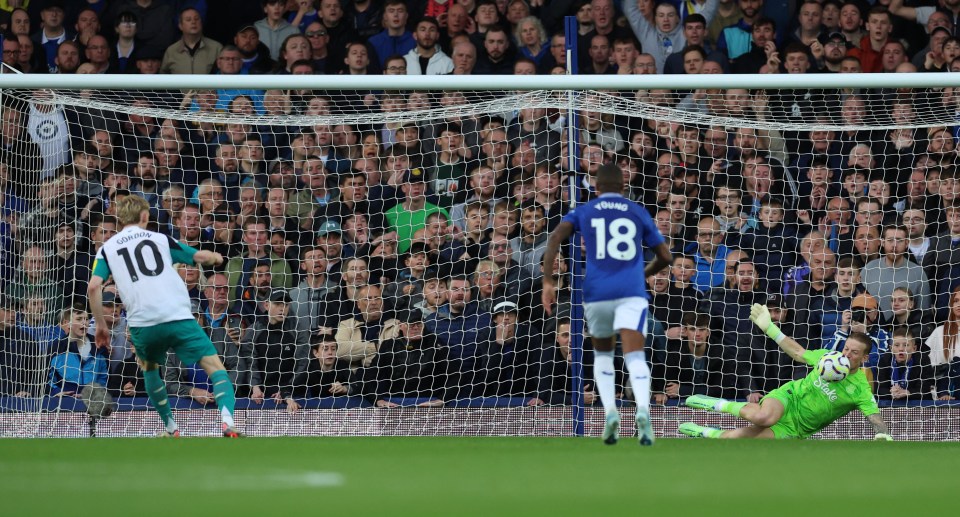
[[679, 304, 894, 441]]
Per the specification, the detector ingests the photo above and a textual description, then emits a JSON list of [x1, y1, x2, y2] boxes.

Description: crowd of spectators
[[2, 0, 960, 412]]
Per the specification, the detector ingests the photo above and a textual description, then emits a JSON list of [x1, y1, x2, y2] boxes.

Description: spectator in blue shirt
[[368, 0, 415, 68], [687, 216, 731, 292], [48, 305, 108, 397]]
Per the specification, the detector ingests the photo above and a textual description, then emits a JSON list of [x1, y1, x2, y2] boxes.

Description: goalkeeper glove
[[750, 304, 785, 343], [874, 433, 893, 441]]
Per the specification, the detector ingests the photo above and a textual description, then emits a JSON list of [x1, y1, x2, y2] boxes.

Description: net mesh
[[0, 83, 958, 438]]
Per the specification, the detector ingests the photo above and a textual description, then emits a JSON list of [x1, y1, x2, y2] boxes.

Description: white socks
[[221, 406, 235, 428], [593, 350, 618, 415], [624, 351, 651, 412]]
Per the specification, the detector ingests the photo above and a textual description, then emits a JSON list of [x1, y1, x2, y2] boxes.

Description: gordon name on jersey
[[93, 227, 198, 327]]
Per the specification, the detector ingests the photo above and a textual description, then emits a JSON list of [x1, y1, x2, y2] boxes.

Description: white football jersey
[[94, 226, 196, 327]]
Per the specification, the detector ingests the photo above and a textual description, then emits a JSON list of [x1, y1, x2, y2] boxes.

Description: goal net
[[0, 75, 957, 439]]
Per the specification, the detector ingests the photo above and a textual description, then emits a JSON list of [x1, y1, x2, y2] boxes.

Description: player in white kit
[[88, 195, 242, 437]]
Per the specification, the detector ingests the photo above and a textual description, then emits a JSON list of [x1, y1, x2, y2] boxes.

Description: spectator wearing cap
[[233, 24, 276, 75], [825, 291, 890, 373], [817, 31, 850, 72], [405, 16, 454, 75], [31, 2, 75, 74], [255, 0, 301, 61], [479, 300, 548, 404], [365, 309, 447, 407], [246, 289, 311, 413], [159, 8, 222, 75], [862, 224, 931, 322], [314, 219, 344, 275], [385, 167, 451, 254], [368, 0, 414, 68]]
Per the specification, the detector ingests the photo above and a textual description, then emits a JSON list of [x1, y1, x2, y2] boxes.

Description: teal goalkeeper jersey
[[785, 349, 880, 437]]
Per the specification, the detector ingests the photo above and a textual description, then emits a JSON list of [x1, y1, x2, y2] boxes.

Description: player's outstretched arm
[[193, 250, 224, 267], [749, 304, 806, 362], [541, 221, 574, 315], [868, 413, 893, 441]]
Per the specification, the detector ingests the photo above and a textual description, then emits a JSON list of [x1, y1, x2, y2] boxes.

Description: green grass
[[1, 437, 957, 516]]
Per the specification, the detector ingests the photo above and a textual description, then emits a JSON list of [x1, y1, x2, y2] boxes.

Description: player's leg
[[685, 394, 747, 417], [615, 298, 654, 446], [138, 358, 179, 436], [198, 354, 239, 436], [584, 301, 620, 444], [736, 397, 786, 428], [170, 319, 243, 437], [129, 326, 179, 436]]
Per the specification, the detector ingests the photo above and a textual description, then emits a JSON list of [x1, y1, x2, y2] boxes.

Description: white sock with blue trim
[[593, 350, 618, 415], [624, 350, 651, 412]]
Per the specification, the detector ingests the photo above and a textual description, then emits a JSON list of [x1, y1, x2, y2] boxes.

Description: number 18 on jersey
[[561, 194, 665, 303]]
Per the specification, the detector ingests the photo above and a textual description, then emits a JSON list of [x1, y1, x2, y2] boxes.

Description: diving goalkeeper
[[679, 304, 893, 440]]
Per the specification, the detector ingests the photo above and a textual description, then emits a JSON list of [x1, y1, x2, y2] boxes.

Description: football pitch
[[1, 437, 956, 516]]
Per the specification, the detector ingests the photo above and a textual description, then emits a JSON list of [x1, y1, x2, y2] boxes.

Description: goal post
[[0, 73, 958, 439]]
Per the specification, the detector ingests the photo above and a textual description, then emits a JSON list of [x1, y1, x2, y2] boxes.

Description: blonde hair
[[115, 195, 151, 226]]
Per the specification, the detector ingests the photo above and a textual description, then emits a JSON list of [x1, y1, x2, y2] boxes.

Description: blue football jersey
[[562, 193, 665, 302]]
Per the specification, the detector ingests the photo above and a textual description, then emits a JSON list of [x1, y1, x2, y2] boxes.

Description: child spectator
[[876, 327, 933, 402], [737, 196, 799, 294], [301, 335, 355, 398], [48, 305, 108, 397], [880, 286, 935, 344]]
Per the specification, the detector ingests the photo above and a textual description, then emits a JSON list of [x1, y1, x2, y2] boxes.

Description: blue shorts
[[583, 297, 649, 339]]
